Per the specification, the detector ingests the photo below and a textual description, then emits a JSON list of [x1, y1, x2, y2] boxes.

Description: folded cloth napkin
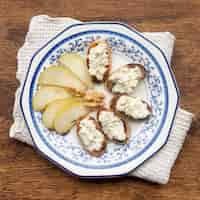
[[9, 15, 193, 184]]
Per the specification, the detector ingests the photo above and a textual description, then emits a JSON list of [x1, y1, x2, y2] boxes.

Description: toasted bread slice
[[110, 95, 152, 120], [86, 40, 112, 82], [76, 115, 106, 157], [106, 64, 146, 95], [97, 107, 129, 144]]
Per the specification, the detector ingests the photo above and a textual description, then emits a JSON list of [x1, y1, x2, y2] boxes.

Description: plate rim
[[20, 21, 180, 178]]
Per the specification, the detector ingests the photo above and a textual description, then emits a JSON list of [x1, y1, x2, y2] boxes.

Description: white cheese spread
[[116, 95, 151, 119], [99, 111, 126, 141], [79, 117, 104, 152], [88, 42, 109, 81], [109, 66, 143, 94]]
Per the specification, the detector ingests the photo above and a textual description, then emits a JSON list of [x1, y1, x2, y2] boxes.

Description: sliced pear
[[58, 53, 93, 88], [54, 102, 89, 134], [42, 98, 79, 129], [32, 86, 71, 111], [38, 65, 87, 92]]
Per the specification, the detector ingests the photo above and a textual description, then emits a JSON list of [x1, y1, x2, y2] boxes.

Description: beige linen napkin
[[10, 15, 193, 184]]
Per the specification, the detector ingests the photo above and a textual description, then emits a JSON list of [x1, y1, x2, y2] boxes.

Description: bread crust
[[86, 40, 112, 82], [110, 95, 152, 120], [106, 63, 146, 94], [96, 107, 129, 144], [76, 115, 107, 157]]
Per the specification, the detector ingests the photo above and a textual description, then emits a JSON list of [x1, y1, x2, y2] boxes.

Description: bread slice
[[86, 40, 112, 82], [110, 95, 152, 120], [106, 63, 146, 94], [97, 107, 129, 144], [76, 115, 106, 157]]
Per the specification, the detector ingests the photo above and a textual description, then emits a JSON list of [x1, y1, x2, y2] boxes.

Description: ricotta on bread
[[107, 64, 145, 94], [111, 95, 151, 120], [87, 40, 111, 81], [97, 108, 128, 143], [77, 116, 106, 156]]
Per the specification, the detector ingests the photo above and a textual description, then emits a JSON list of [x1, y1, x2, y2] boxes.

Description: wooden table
[[1, 0, 200, 199]]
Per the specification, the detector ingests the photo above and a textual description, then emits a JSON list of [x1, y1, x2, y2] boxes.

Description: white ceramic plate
[[20, 22, 179, 178]]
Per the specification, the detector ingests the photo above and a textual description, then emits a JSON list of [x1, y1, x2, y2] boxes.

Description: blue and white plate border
[[20, 22, 180, 178]]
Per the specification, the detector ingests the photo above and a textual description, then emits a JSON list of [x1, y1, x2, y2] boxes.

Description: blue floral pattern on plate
[[32, 31, 165, 168]]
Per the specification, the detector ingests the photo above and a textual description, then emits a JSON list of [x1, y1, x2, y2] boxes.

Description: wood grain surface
[[0, 0, 200, 199]]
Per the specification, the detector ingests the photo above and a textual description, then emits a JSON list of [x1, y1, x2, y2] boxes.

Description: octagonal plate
[[20, 22, 179, 178]]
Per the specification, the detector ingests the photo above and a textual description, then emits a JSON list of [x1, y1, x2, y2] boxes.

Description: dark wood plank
[[0, 0, 200, 199]]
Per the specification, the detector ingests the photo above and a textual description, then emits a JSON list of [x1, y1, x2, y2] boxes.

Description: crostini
[[106, 64, 145, 95], [76, 116, 106, 157], [87, 40, 111, 82], [97, 108, 129, 144], [110, 95, 151, 120]]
